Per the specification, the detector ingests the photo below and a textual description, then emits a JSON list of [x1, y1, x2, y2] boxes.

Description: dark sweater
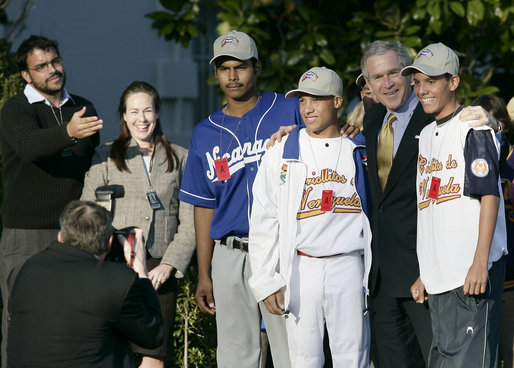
[[0, 92, 99, 229]]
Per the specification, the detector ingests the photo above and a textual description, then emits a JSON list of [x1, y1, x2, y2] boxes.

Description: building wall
[[4, 0, 219, 148]]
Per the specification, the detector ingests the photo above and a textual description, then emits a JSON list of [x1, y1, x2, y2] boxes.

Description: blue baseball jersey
[[179, 92, 302, 239]]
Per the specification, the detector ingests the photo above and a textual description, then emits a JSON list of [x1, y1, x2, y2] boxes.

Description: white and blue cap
[[210, 30, 258, 64], [285, 67, 343, 98], [401, 43, 459, 77]]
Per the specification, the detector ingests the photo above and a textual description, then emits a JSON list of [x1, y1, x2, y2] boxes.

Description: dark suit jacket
[[364, 102, 433, 298], [7, 241, 163, 368]]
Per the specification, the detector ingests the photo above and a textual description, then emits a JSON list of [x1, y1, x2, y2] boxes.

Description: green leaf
[[313, 32, 328, 47], [402, 36, 423, 48], [159, 0, 185, 12], [405, 25, 422, 35], [428, 17, 442, 34], [449, 1, 466, 17], [247, 13, 260, 25], [160, 22, 175, 36], [287, 50, 304, 66], [187, 23, 198, 37], [475, 85, 500, 95], [319, 48, 336, 65], [412, 8, 427, 20], [375, 30, 396, 38], [145, 11, 173, 21], [467, 0, 485, 26], [427, 1, 441, 19]]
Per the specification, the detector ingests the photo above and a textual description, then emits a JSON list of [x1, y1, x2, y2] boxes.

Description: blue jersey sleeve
[[179, 132, 216, 208], [291, 97, 304, 128], [463, 129, 500, 197]]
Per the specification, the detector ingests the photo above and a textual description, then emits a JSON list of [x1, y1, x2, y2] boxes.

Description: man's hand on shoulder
[[66, 106, 103, 140], [460, 106, 500, 131], [340, 123, 361, 138], [267, 124, 296, 148]]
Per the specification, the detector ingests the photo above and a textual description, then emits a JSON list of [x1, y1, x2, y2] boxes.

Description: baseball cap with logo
[[285, 67, 343, 99], [401, 42, 459, 77], [210, 30, 258, 64]]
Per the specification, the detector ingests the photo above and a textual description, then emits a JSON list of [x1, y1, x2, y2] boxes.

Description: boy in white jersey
[[248, 67, 371, 367], [401, 43, 508, 367]]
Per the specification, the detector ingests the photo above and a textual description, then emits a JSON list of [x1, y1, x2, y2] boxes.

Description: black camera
[[94, 185, 133, 263]]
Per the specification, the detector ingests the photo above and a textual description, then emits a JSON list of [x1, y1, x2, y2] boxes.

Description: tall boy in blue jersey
[[179, 30, 301, 367]]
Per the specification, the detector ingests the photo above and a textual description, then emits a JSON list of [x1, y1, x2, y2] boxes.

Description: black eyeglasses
[[28, 57, 63, 73]]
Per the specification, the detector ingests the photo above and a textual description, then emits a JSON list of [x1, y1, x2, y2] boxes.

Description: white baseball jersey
[[416, 110, 507, 294], [296, 129, 367, 256]]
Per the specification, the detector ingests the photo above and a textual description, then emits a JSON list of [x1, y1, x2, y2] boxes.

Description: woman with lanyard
[[81, 81, 195, 367]]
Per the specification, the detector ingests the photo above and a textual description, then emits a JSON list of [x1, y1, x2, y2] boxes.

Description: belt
[[220, 236, 249, 252], [297, 250, 344, 258]]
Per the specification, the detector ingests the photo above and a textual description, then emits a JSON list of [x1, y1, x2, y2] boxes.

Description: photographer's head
[[58, 201, 113, 256]]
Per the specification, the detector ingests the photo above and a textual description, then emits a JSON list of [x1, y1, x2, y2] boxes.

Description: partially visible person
[[7, 200, 163, 367], [360, 40, 503, 368], [403, 43, 507, 367], [361, 41, 434, 368], [472, 94, 514, 368], [81, 81, 195, 368], [249, 67, 371, 367], [348, 74, 379, 130], [356, 73, 379, 111], [349, 74, 367, 130], [508, 97, 514, 122], [179, 30, 300, 368], [0, 34, 103, 366], [347, 101, 366, 130]]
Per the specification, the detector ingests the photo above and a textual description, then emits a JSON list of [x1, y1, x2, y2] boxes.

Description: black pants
[[370, 289, 432, 368]]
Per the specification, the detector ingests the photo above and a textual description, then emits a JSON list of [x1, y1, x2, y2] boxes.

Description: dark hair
[[472, 94, 514, 145], [16, 35, 60, 71], [111, 81, 178, 173], [59, 201, 113, 255]]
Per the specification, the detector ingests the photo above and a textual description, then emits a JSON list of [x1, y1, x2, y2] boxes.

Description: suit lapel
[[381, 103, 432, 198], [364, 104, 386, 203]]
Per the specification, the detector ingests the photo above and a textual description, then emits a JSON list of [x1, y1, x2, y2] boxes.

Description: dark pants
[[0, 228, 59, 368], [427, 259, 505, 368], [130, 255, 177, 359], [370, 289, 433, 368]]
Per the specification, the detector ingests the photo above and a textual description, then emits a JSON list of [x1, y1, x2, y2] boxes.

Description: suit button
[[145, 216, 150, 221]]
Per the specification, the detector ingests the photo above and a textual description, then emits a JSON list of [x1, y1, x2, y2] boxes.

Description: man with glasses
[[0, 34, 103, 366]]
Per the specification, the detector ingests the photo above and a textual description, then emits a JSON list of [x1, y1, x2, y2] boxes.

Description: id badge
[[321, 190, 333, 212], [146, 188, 163, 210], [428, 177, 441, 200], [215, 158, 231, 181]]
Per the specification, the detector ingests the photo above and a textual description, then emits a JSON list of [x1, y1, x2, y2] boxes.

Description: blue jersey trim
[[179, 92, 302, 239]]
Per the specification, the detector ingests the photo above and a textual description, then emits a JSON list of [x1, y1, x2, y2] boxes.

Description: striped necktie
[[377, 113, 396, 193]]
